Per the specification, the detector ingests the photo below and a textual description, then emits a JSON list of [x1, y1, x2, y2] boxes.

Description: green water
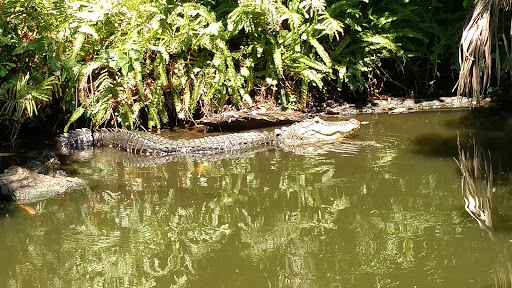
[[1, 110, 512, 287]]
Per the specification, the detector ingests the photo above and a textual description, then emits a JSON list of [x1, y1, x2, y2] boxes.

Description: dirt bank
[[198, 96, 491, 131]]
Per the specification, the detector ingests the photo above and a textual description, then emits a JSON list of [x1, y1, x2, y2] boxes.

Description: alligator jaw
[[275, 117, 360, 147]]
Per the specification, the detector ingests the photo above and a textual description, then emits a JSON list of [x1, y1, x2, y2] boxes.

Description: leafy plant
[[0, 74, 56, 138], [0, 0, 475, 136]]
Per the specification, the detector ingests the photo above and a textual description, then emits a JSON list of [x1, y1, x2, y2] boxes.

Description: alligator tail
[[56, 128, 174, 155], [93, 128, 173, 155]]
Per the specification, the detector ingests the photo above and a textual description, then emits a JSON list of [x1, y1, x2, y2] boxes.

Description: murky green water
[[2, 110, 512, 287]]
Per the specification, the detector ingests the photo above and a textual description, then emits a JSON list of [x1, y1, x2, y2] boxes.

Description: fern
[[308, 37, 331, 67], [0, 74, 55, 120], [273, 46, 284, 78], [317, 11, 344, 40], [64, 105, 85, 132], [301, 69, 323, 88], [0, 0, 472, 133]]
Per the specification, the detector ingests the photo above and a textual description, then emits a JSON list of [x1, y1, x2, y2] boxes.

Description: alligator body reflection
[[57, 117, 370, 162]]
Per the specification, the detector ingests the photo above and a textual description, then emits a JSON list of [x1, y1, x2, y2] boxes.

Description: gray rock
[[0, 154, 86, 203]]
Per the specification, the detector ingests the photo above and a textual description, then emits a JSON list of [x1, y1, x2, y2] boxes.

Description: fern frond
[[64, 105, 85, 132], [298, 55, 330, 72], [0, 74, 55, 121], [273, 46, 284, 78], [361, 33, 402, 55], [299, 0, 327, 18], [301, 69, 323, 88], [308, 37, 331, 67], [300, 78, 308, 104], [316, 12, 344, 40]]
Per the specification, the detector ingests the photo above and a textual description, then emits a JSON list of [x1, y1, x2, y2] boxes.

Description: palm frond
[[456, 0, 500, 101]]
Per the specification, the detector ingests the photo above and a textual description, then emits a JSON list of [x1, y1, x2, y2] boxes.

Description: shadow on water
[[452, 119, 512, 288], [411, 133, 459, 158], [404, 107, 512, 288], [412, 107, 512, 171]]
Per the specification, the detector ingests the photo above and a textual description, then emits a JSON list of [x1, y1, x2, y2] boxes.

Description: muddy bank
[[321, 96, 490, 115], [198, 96, 491, 131]]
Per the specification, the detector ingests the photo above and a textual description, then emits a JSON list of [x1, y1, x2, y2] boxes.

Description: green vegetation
[[0, 0, 471, 139]]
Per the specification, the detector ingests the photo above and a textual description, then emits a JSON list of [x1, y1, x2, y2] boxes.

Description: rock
[[389, 107, 408, 114], [0, 153, 86, 203]]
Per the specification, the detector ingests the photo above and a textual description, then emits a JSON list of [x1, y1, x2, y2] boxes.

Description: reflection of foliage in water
[[3, 150, 351, 287], [0, 147, 476, 287], [238, 154, 351, 287], [2, 112, 505, 287], [62, 189, 232, 287]]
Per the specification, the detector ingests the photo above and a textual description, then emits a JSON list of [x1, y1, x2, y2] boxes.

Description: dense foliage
[[0, 0, 470, 138]]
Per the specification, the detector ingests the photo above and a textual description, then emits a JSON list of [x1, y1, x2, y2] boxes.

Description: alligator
[[56, 117, 364, 157], [0, 118, 365, 204]]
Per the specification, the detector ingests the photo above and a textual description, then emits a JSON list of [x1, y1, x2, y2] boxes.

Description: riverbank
[[0, 96, 492, 146], [0, 96, 498, 205], [197, 96, 491, 131]]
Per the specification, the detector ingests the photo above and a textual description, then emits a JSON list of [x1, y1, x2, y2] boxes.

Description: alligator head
[[275, 117, 360, 147]]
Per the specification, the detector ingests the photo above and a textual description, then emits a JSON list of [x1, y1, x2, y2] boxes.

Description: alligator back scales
[[56, 117, 362, 158], [57, 128, 277, 156]]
